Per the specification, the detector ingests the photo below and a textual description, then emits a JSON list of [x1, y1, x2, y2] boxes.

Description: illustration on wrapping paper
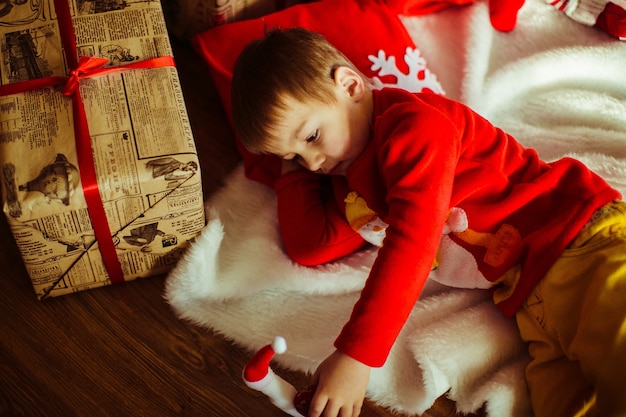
[[2, 153, 80, 219], [0, 0, 43, 28], [146, 156, 198, 185], [1, 24, 61, 84], [99, 44, 139, 65]]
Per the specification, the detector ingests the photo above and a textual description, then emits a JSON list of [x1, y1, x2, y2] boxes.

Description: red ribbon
[[0, 0, 176, 285], [63, 56, 118, 96]]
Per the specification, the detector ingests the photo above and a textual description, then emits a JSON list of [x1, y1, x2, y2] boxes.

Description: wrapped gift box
[[0, 0, 205, 299]]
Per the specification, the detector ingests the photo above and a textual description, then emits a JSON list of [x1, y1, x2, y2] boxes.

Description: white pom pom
[[445, 207, 468, 233], [272, 336, 287, 354]]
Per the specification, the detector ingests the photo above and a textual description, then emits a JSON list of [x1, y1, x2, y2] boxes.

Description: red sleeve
[[274, 170, 367, 266], [335, 95, 464, 366]]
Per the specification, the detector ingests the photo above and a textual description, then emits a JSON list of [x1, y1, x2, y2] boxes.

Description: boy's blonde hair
[[231, 28, 358, 154]]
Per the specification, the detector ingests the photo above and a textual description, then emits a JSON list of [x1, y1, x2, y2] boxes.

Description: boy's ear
[[333, 66, 366, 101]]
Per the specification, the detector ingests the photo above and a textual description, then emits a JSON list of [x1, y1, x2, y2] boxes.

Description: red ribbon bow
[[62, 56, 111, 96]]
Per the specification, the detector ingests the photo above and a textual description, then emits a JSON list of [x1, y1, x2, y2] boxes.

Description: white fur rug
[[165, 0, 626, 415]]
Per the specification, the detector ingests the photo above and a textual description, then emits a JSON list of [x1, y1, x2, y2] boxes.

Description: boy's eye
[[306, 129, 319, 143]]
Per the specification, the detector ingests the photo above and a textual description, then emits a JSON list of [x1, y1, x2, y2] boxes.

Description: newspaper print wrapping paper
[[0, 0, 205, 299]]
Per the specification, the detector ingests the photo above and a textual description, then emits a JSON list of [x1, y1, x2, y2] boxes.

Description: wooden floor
[[0, 41, 482, 417]]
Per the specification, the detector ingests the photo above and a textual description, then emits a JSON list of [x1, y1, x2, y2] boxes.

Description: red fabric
[[332, 88, 620, 366], [384, 0, 524, 32], [194, 0, 432, 264], [595, 1, 626, 39], [488, 0, 526, 31], [274, 172, 367, 265], [384, 0, 475, 16]]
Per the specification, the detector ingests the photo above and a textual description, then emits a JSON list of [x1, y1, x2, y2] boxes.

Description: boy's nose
[[300, 153, 324, 172]]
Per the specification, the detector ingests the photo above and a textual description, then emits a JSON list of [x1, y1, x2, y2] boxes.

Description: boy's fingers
[[337, 405, 353, 417], [307, 392, 328, 417], [308, 394, 344, 417], [306, 391, 361, 417], [311, 400, 360, 417]]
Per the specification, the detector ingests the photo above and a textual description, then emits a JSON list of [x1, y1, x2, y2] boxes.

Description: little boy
[[231, 28, 626, 417]]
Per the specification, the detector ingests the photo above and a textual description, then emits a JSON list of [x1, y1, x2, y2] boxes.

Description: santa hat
[[242, 337, 305, 417]]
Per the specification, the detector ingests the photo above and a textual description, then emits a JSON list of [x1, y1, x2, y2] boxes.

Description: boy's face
[[266, 68, 372, 176]]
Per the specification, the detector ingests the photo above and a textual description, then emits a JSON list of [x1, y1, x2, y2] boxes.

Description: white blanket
[[165, 0, 626, 415]]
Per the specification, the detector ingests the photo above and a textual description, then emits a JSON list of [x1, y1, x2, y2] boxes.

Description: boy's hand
[[308, 350, 370, 417]]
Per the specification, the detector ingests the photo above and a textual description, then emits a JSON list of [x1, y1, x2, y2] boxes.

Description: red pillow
[[194, 0, 443, 186]]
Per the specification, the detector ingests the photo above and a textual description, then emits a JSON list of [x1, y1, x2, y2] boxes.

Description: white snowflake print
[[368, 47, 445, 95]]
